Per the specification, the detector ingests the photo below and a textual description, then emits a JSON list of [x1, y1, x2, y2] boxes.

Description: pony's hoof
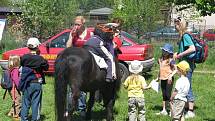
[[64, 111, 69, 117], [106, 78, 113, 82], [107, 116, 114, 121], [85, 116, 91, 121], [80, 111, 86, 117], [85, 113, 91, 120]]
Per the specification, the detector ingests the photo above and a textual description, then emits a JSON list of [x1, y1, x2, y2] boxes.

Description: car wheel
[[119, 63, 129, 83]]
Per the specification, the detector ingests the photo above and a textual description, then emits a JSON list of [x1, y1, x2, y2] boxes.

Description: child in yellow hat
[[170, 61, 190, 121]]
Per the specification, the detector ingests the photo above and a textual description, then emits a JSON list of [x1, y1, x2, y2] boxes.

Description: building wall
[[198, 14, 215, 27]]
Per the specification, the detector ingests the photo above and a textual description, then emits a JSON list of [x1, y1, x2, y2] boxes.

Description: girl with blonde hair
[[7, 55, 21, 119], [174, 17, 196, 118], [124, 60, 151, 121]]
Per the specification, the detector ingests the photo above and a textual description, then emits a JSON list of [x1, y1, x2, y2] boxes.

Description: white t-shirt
[[174, 76, 190, 102]]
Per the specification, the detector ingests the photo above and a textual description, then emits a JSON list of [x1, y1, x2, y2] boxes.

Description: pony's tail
[[54, 56, 69, 121]]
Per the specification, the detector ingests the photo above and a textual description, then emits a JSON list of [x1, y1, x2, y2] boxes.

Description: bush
[[0, 31, 25, 52]]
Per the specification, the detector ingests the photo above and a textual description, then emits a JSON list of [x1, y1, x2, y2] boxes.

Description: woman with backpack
[[174, 17, 196, 118]]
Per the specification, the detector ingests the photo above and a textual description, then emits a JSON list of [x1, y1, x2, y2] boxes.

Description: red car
[[203, 29, 215, 41], [0, 28, 154, 81]]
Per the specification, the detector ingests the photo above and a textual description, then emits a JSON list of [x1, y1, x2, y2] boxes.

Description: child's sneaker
[[13, 117, 20, 121], [80, 111, 86, 117], [156, 110, 168, 115], [13, 114, 20, 118], [185, 111, 195, 118], [7, 112, 13, 117], [169, 111, 172, 117]]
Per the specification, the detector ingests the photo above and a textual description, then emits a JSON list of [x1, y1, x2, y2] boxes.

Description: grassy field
[[0, 41, 214, 121]]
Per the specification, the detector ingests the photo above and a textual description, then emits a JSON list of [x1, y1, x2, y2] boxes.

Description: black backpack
[[1, 70, 13, 90]]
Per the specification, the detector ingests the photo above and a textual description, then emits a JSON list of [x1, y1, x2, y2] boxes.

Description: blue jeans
[[78, 92, 86, 111], [20, 83, 42, 121], [187, 69, 195, 102]]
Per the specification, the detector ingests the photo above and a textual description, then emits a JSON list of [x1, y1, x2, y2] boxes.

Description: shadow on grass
[[28, 114, 46, 121], [151, 105, 163, 112], [142, 72, 153, 80], [71, 107, 120, 121]]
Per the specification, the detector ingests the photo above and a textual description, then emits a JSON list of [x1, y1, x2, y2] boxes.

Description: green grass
[[1, 72, 214, 121], [0, 41, 215, 121]]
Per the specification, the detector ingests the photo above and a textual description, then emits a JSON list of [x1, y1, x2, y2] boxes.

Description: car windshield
[[121, 31, 145, 44]]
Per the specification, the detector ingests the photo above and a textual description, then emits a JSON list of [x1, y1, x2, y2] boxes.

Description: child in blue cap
[[156, 43, 177, 116]]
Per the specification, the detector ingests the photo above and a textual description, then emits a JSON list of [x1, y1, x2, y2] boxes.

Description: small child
[[7, 55, 21, 119], [156, 43, 176, 116], [20, 37, 49, 121], [170, 61, 190, 121], [123, 60, 150, 121]]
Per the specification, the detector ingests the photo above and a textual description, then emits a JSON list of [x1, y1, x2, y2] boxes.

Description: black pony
[[55, 25, 121, 121]]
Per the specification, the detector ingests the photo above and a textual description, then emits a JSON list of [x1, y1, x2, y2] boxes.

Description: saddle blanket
[[90, 52, 108, 69]]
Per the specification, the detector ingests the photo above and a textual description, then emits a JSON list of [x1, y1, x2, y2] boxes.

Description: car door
[[41, 31, 70, 72], [208, 29, 215, 41]]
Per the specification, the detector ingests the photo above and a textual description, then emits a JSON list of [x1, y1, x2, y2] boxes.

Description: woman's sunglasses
[[174, 17, 181, 23]]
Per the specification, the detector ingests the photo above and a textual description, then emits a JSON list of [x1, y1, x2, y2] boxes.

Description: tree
[[9, 0, 79, 41], [173, 0, 215, 16], [113, 0, 165, 38], [80, 0, 114, 11], [0, 0, 10, 6]]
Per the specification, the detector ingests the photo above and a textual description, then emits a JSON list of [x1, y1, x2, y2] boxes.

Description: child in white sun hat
[[124, 60, 151, 121]]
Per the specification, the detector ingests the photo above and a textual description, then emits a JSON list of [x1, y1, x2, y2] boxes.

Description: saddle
[[90, 52, 108, 69]]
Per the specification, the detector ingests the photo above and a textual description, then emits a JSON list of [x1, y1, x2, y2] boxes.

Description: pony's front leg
[[64, 86, 73, 121], [102, 82, 116, 121], [71, 87, 80, 117], [106, 99, 114, 121], [86, 91, 95, 120]]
